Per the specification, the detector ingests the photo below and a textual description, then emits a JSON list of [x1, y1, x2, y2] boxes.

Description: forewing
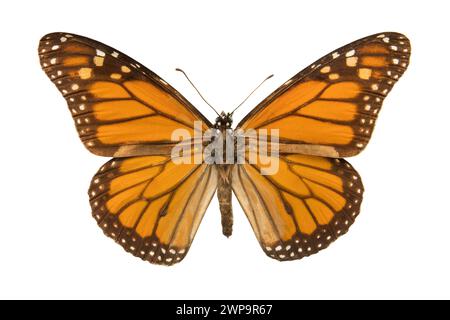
[[237, 32, 410, 157], [39, 32, 212, 157]]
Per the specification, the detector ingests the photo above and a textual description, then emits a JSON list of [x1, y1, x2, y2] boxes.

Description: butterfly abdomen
[[218, 164, 233, 237]]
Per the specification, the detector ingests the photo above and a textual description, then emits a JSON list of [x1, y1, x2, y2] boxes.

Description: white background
[[1, 0, 449, 299]]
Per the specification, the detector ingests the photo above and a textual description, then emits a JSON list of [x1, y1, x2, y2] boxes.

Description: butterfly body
[[39, 32, 410, 265], [213, 112, 235, 237]]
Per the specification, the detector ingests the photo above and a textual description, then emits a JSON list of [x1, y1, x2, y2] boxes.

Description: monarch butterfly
[[39, 32, 410, 265]]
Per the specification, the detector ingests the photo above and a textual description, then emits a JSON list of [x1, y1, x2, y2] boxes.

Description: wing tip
[[39, 32, 76, 42]]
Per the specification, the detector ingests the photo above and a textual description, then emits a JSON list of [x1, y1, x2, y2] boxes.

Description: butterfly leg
[[218, 164, 233, 237]]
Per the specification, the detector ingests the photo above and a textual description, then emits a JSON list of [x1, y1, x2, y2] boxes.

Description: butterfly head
[[215, 111, 233, 129]]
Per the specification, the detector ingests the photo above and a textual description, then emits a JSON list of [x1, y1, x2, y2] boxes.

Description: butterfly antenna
[[175, 68, 220, 117], [230, 74, 274, 115]]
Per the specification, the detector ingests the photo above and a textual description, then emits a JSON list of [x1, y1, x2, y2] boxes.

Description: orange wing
[[237, 32, 410, 157], [89, 155, 217, 265], [39, 32, 211, 157], [231, 153, 363, 261]]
